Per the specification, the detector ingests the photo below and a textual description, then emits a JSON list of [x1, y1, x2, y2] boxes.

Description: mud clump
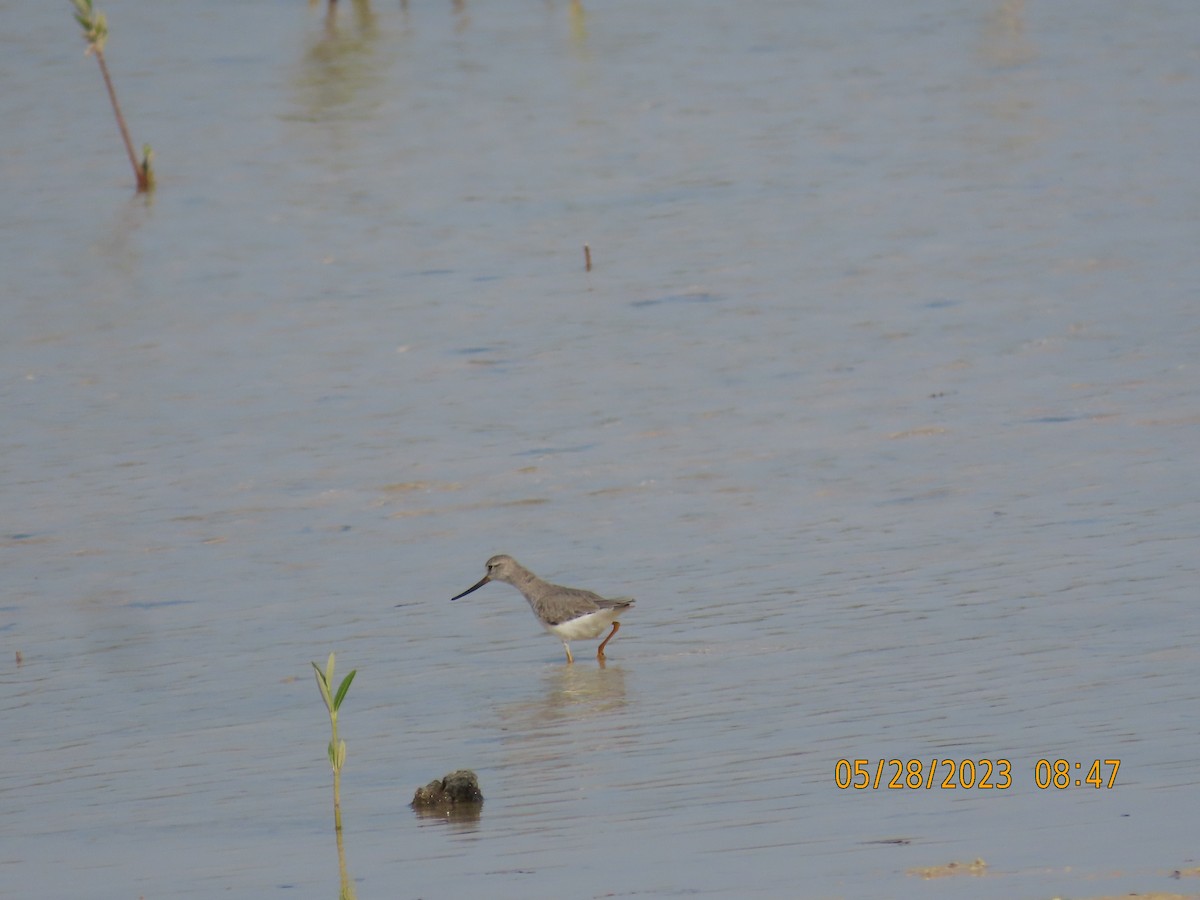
[[411, 770, 483, 810]]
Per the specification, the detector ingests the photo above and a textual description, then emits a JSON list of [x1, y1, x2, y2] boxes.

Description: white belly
[[544, 608, 620, 642]]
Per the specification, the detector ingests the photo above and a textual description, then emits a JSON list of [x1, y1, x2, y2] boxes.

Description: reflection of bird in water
[[451, 555, 635, 663]]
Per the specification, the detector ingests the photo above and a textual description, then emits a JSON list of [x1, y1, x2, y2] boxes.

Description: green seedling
[[312, 652, 357, 900], [70, 0, 155, 192]]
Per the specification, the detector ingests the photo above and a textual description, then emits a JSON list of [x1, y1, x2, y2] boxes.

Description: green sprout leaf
[[333, 670, 357, 713], [70, 0, 108, 52], [312, 661, 333, 713]]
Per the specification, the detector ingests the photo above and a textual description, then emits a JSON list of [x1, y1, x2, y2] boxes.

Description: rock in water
[[411, 769, 483, 808]]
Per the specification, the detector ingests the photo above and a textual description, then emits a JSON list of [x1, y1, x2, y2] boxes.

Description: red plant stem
[[94, 48, 148, 191]]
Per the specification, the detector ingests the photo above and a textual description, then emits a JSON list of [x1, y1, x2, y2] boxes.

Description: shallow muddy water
[[4, 1, 1199, 897]]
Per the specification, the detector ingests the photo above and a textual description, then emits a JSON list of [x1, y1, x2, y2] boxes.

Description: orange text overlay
[[833, 758, 1121, 790]]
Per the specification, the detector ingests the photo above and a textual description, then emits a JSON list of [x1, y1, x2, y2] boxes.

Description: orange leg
[[597, 620, 621, 658]]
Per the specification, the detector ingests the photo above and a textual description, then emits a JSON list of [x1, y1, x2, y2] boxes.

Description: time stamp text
[[834, 758, 1121, 790]]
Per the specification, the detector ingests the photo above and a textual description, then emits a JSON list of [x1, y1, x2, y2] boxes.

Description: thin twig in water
[[71, 0, 154, 192]]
